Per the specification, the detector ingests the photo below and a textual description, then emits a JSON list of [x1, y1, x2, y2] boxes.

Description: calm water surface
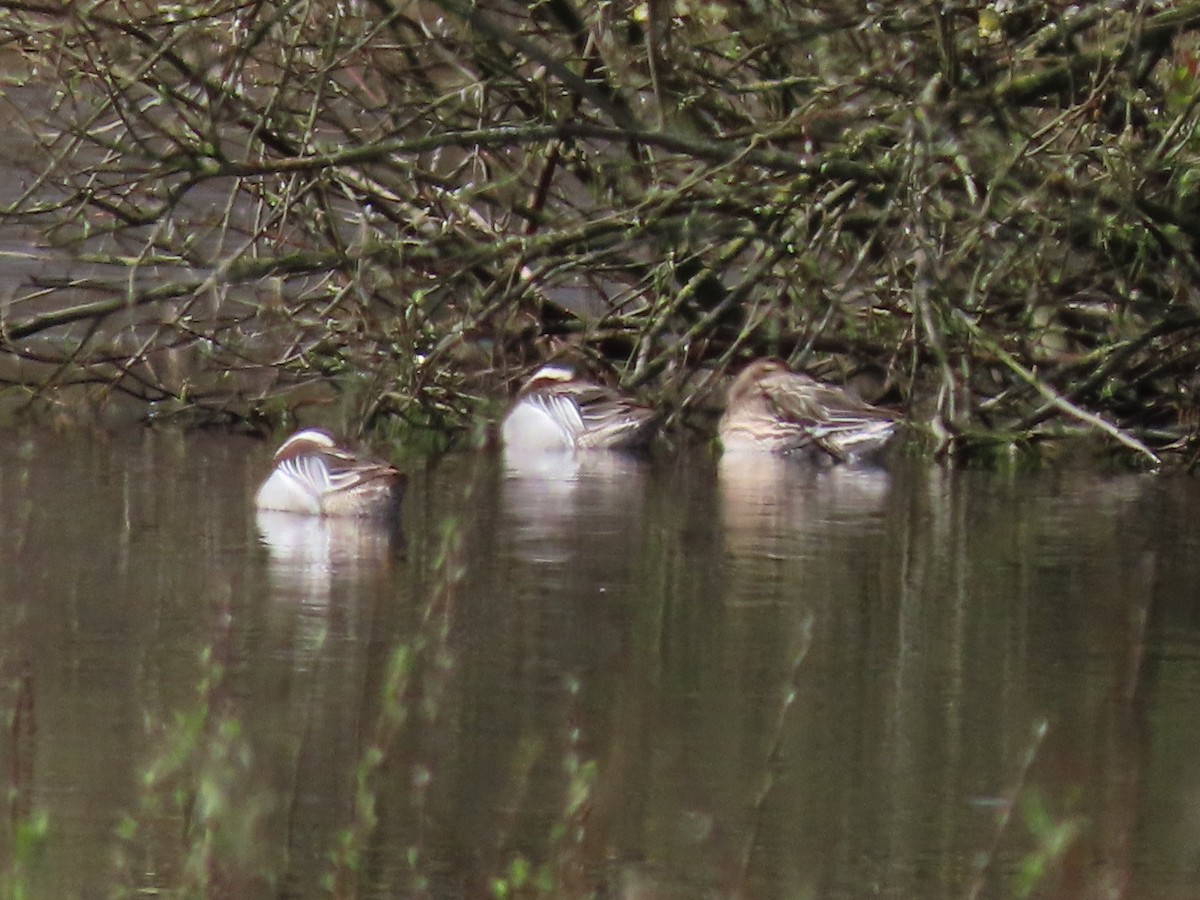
[[2, 428, 1200, 899]]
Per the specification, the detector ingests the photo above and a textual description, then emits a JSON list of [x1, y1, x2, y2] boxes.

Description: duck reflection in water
[[499, 364, 652, 564], [254, 428, 404, 601], [718, 453, 894, 616], [720, 454, 892, 537], [502, 450, 649, 561], [255, 509, 400, 600], [715, 359, 898, 561]]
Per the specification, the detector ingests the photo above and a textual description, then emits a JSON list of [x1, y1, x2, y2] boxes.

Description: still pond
[[1, 427, 1200, 898]]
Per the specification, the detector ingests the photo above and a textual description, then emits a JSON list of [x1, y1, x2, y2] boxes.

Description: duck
[[254, 428, 404, 518], [718, 358, 898, 462], [500, 363, 656, 451]]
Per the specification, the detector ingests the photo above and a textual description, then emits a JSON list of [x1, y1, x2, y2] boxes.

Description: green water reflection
[[1, 429, 1198, 898]]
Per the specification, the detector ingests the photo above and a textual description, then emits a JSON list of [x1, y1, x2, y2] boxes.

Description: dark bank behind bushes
[[3, 0, 1200, 463]]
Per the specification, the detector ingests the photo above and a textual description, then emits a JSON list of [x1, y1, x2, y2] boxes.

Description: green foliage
[[1012, 788, 1084, 899], [110, 644, 278, 899], [0, 807, 48, 900]]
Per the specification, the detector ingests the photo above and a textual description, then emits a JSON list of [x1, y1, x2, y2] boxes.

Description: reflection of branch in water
[[964, 718, 1050, 900], [7, 658, 37, 821], [1122, 551, 1156, 705], [737, 611, 815, 891], [326, 460, 478, 897], [256, 509, 400, 608]]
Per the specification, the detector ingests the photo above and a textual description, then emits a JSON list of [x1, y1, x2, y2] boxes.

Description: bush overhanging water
[[2, 1, 1200, 463]]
